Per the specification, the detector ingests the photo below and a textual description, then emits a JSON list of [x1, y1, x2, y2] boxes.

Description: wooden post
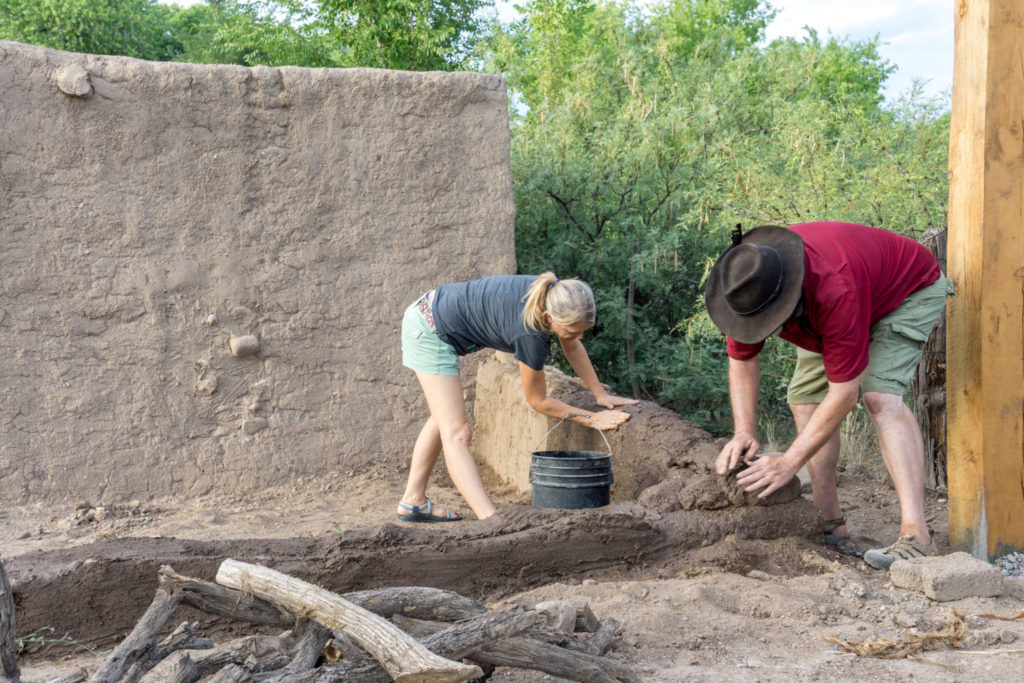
[[946, 0, 1024, 560]]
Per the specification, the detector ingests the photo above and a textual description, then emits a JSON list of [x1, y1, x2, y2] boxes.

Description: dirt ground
[[5, 460, 1024, 682]]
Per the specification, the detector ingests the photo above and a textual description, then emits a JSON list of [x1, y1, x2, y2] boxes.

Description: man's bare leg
[[861, 391, 929, 543], [790, 402, 845, 536]]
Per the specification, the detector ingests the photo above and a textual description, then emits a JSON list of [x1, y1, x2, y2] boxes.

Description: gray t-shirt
[[433, 275, 551, 371]]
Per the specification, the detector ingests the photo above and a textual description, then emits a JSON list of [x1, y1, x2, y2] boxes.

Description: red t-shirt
[[726, 222, 940, 382]]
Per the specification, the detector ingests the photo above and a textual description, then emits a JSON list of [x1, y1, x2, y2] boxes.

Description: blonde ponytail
[[522, 272, 596, 333]]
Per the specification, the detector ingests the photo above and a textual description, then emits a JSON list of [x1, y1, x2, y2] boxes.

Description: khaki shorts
[[787, 276, 954, 404]]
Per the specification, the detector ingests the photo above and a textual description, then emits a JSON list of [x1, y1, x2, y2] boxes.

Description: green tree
[[185, 0, 343, 67], [486, 0, 949, 432], [186, 0, 488, 69], [0, 0, 182, 60]]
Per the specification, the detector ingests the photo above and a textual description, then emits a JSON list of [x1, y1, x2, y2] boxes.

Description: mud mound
[[7, 499, 817, 656]]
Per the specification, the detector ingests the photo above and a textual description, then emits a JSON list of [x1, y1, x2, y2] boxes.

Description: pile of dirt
[[7, 464, 1024, 682]]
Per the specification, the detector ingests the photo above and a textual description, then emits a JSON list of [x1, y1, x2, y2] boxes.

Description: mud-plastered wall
[[0, 41, 516, 505]]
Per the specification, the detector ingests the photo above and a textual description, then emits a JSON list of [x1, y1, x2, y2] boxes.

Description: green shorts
[[401, 298, 460, 376], [787, 276, 954, 404]]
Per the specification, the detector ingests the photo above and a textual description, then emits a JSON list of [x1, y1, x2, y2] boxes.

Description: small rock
[[195, 376, 218, 395], [93, 506, 107, 522], [535, 601, 577, 633], [55, 64, 93, 97], [621, 583, 650, 600], [230, 334, 260, 358], [1001, 630, 1017, 644], [894, 612, 917, 628], [242, 417, 268, 434], [891, 552, 1004, 601], [129, 499, 141, 511], [16, 531, 31, 540], [206, 314, 218, 325]]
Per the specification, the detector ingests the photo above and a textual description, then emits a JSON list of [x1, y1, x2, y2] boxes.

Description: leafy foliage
[[173, 0, 489, 69], [487, 0, 950, 433], [0, 0, 182, 60]]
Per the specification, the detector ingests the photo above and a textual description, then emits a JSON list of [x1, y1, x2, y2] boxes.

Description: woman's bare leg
[[398, 372, 496, 519]]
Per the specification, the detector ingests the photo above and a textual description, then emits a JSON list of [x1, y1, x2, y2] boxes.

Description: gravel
[[994, 551, 1024, 578]]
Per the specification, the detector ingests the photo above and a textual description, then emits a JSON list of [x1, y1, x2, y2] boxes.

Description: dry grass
[[824, 609, 968, 659], [838, 404, 884, 478], [760, 404, 886, 477]]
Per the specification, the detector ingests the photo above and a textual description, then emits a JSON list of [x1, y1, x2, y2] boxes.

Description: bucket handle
[[533, 412, 613, 456]]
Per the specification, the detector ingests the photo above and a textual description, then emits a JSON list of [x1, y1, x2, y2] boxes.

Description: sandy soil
[[6, 461, 1024, 682]]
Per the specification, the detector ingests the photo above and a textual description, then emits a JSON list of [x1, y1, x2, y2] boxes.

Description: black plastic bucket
[[529, 414, 614, 509]]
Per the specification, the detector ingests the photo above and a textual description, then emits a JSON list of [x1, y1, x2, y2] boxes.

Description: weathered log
[[341, 587, 488, 622], [162, 566, 487, 627], [87, 584, 182, 683], [249, 620, 331, 682], [204, 663, 250, 683], [576, 603, 601, 633], [401, 607, 544, 660], [123, 620, 205, 683], [282, 619, 331, 670], [472, 635, 636, 683], [215, 559, 482, 683], [51, 669, 89, 683], [264, 606, 545, 682], [160, 567, 291, 627], [192, 635, 290, 679], [584, 618, 620, 656], [1, 559, 20, 683], [161, 653, 198, 683], [391, 615, 636, 683]]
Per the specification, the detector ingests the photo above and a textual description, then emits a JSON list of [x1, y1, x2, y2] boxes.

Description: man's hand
[[735, 453, 798, 498], [715, 433, 760, 474], [594, 392, 639, 410]]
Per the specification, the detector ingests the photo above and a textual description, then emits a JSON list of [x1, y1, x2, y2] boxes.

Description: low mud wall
[[475, 351, 736, 505], [0, 41, 515, 505]]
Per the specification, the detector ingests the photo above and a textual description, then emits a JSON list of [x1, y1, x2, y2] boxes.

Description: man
[[704, 222, 953, 569]]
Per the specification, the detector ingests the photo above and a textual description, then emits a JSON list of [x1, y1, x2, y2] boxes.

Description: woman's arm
[[519, 362, 630, 430], [559, 337, 639, 409]]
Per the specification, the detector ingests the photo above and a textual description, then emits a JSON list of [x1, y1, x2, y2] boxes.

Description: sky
[[760, 0, 953, 103], [161, 0, 954, 104]]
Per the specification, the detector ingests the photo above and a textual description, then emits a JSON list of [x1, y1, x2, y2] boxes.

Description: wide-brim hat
[[705, 225, 805, 344]]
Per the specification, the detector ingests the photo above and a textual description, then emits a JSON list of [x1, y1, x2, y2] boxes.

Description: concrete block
[[890, 551, 1005, 601]]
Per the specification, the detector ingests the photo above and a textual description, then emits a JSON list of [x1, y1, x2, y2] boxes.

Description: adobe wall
[[0, 41, 516, 505]]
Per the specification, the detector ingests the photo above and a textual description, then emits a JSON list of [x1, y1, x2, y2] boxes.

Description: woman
[[398, 272, 637, 522]]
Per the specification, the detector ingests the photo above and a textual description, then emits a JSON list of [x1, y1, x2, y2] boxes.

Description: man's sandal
[[822, 515, 862, 557], [397, 499, 463, 523]]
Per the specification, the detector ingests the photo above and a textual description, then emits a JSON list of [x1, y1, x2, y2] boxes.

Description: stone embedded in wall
[[54, 64, 92, 97]]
